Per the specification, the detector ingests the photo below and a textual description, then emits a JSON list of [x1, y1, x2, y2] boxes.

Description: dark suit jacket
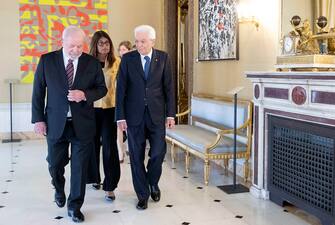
[[31, 49, 107, 140], [115, 49, 175, 126]]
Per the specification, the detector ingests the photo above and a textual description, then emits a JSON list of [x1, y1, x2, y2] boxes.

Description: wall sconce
[[239, 16, 260, 30], [237, 3, 259, 30]]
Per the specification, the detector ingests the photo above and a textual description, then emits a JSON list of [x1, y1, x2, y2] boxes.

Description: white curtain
[[316, 0, 335, 30]]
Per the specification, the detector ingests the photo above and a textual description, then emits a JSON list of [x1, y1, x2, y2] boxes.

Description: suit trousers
[[88, 107, 120, 191], [46, 121, 93, 210], [127, 108, 166, 200]]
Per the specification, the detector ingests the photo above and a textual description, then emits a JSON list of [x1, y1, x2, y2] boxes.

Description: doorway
[[164, 0, 194, 124]]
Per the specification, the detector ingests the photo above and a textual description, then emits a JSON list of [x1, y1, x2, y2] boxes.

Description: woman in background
[[88, 31, 121, 201], [118, 40, 132, 57], [116, 40, 132, 163]]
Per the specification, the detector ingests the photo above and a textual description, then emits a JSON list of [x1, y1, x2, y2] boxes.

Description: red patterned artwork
[[19, 0, 108, 83]]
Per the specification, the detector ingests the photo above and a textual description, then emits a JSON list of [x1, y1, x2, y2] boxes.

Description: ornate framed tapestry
[[198, 0, 239, 61]]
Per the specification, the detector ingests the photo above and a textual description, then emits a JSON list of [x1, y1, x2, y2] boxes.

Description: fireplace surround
[[246, 71, 335, 225]]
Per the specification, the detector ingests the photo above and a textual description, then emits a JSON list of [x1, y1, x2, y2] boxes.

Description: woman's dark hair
[[118, 40, 132, 51], [89, 30, 116, 69]]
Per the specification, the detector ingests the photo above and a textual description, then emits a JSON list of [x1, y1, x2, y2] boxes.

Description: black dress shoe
[[150, 185, 161, 202], [92, 183, 101, 190], [54, 192, 66, 208], [68, 209, 85, 223], [136, 199, 148, 210], [105, 191, 116, 201]]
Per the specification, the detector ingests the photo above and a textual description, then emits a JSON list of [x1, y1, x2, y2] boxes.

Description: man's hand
[[67, 90, 86, 102], [34, 121, 47, 136], [166, 118, 175, 129], [117, 120, 128, 131]]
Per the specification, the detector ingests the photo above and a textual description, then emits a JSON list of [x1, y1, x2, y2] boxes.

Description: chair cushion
[[166, 125, 247, 154]]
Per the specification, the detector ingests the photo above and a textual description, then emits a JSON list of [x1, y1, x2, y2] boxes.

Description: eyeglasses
[[97, 40, 110, 47]]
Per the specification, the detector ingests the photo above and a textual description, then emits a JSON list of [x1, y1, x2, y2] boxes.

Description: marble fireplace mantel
[[245, 71, 335, 200]]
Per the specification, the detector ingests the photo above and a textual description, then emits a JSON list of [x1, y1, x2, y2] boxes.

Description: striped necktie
[[66, 59, 74, 89]]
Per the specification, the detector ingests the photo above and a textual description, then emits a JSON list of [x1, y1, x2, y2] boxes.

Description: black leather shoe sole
[[105, 195, 116, 201], [150, 186, 161, 202], [92, 183, 101, 190], [55, 198, 66, 208], [105, 191, 116, 202], [151, 191, 161, 202], [136, 199, 148, 210], [68, 210, 85, 223], [54, 192, 66, 208]]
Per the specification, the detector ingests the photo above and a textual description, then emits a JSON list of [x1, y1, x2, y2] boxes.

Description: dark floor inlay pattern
[[183, 176, 188, 178], [14, 155, 19, 158], [196, 187, 203, 189], [54, 216, 63, 220], [113, 210, 121, 213], [235, 215, 243, 219], [9, 170, 14, 172], [166, 204, 173, 207], [12, 162, 17, 164], [0, 206, 5, 208], [214, 199, 221, 202], [182, 222, 190, 225], [2, 191, 8, 194], [5, 180, 12, 182]]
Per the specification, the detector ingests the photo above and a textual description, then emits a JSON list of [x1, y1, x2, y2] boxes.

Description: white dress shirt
[[140, 49, 153, 70]]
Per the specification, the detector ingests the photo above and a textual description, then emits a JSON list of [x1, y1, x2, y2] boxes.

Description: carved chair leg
[[170, 142, 175, 168], [244, 159, 250, 182], [185, 151, 191, 175], [204, 160, 210, 186], [223, 158, 229, 175]]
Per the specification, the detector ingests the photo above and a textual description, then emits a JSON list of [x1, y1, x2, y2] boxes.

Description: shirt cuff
[[117, 120, 126, 123]]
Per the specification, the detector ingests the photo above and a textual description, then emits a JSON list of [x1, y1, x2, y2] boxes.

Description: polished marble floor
[[0, 140, 321, 225]]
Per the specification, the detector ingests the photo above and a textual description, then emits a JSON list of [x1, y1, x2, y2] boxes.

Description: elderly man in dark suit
[[116, 25, 175, 210], [32, 26, 107, 223]]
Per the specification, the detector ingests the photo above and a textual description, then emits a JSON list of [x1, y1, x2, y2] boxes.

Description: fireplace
[[268, 115, 335, 225], [246, 71, 335, 225]]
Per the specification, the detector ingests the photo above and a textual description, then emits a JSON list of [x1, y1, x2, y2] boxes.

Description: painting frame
[[198, 0, 239, 61]]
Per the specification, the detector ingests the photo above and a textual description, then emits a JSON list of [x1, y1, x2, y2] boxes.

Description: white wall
[[0, 0, 164, 103], [0, 0, 164, 132], [193, 0, 282, 100], [0, 103, 34, 133]]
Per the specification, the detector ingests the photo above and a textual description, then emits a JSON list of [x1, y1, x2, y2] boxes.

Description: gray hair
[[62, 26, 86, 40], [134, 25, 156, 40]]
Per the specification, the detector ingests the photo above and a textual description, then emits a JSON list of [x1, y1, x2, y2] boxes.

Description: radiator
[[268, 115, 335, 225]]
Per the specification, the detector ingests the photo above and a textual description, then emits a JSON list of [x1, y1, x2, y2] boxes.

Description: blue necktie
[[144, 56, 150, 80]]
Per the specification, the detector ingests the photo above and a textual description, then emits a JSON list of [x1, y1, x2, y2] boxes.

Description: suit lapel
[[55, 49, 68, 89], [147, 49, 158, 82], [72, 54, 88, 88], [133, 51, 145, 80]]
